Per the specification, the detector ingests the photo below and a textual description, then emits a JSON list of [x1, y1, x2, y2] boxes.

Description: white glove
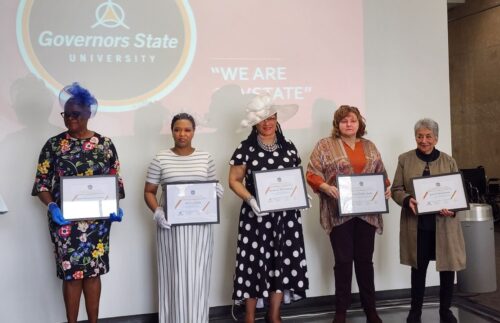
[[247, 197, 269, 217], [299, 194, 313, 212], [216, 183, 224, 199], [153, 207, 171, 229]]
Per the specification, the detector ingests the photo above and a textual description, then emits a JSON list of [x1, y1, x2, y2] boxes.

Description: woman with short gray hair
[[391, 118, 465, 323], [414, 118, 439, 138]]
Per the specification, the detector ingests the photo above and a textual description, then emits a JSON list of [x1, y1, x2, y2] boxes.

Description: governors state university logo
[[17, 0, 196, 111]]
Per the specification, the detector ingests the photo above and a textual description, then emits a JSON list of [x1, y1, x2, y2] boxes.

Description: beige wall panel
[[449, 3, 500, 179]]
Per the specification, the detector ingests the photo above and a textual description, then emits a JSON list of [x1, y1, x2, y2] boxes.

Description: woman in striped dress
[[144, 113, 223, 323]]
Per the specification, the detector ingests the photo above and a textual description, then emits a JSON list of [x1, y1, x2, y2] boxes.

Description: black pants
[[410, 229, 455, 313], [329, 217, 377, 313]]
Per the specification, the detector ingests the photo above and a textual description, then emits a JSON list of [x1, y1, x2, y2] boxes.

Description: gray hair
[[414, 118, 439, 138]]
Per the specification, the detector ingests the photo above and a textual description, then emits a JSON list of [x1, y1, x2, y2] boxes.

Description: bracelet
[[48, 202, 57, 208], [244, 196, 254, 203]]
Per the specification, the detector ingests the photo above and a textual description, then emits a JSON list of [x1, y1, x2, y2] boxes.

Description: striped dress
[[146, 149, 216, 323]]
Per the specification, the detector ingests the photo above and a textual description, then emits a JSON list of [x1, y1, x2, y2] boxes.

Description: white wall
[[0, 0, 452, 322], [362, 0, 452, 290]]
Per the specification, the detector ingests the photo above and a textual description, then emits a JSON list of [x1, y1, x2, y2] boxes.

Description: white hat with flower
[[237, 93, 298, 132]]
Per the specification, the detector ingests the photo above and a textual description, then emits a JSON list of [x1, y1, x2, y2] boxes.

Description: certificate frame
[[336, 173, 389, 216], [60, 175, 119, 221], [163, 180, 220, 226], [253, 166, 309, 213], [412, 172, 469, 215]]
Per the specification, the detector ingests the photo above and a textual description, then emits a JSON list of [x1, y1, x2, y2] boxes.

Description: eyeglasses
[[60, 111, 83, 119]]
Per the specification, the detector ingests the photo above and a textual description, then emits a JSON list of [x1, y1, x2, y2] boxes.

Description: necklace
[[257, 135, 278, 152]]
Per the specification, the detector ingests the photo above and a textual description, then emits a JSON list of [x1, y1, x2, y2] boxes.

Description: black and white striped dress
[[146, 149, 216, 323]]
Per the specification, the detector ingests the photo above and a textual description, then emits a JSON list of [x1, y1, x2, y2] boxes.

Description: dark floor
[[211, 304, 496, 322], [91, 224, 500, 323], [210, 227, 500, 323], [100, 302, 498, 323]]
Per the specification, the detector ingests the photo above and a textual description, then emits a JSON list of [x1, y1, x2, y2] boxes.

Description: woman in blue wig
[[32, 83, 125, 323]]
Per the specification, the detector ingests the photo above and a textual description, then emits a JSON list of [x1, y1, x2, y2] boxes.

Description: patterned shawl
[[307, 137, 388, 234]]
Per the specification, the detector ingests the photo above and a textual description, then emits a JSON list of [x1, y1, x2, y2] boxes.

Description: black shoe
[[365, 309, 382, 323], [332, 311, 346, 323], [439, 309, 457, 323], [406, 309, 421, 323]]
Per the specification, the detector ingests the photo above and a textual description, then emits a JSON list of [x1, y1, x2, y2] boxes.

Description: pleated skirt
[[156, 224, 214, 323]]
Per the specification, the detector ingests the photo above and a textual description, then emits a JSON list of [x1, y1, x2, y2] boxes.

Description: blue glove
[[109, 208, 123, 222], [48, 202, 70, 225]]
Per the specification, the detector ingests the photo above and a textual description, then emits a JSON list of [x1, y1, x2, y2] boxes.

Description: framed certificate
[[253, 166, 309, 213], [336, 173, 389, 216], [164, 180, 219, 226], [412, 172, 469, 215], [60, 175, 119, 221]]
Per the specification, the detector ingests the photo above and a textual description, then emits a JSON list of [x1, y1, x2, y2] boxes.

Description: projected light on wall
[[6, 0, 364, 137], [17, 0, 197, 111]]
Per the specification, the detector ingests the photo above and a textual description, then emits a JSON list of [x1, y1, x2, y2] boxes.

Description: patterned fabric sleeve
[[107, 139, 125, 199], [229, 142, 247, 166], [306, 171, 324, 193], [31, 139, 55, 196], [307, 140, 325, 178], [306, 140, 328, 193]]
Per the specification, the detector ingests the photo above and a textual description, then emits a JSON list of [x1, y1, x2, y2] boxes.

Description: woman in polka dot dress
[[229, 94, 308, 323]]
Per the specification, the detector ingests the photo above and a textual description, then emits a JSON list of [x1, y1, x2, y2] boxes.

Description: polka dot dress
[[230, 139, 309, 301]]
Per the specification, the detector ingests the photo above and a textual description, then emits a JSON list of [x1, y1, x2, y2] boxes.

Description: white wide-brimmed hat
[[237, 93, 298, 132]]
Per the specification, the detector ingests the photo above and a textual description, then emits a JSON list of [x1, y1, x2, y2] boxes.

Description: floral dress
[[32, 132, 125, 281], [230, 139, 309, 301]]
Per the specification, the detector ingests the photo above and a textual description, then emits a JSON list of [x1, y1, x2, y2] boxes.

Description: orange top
[[343, 140, 367, 174], [306, 140, 366, 192]]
